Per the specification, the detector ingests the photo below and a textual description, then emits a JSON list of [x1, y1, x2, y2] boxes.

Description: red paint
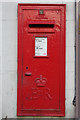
[[17, 4, 66, 116]]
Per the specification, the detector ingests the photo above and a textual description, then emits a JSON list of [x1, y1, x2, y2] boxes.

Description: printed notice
[[35, 37, 47, 56]]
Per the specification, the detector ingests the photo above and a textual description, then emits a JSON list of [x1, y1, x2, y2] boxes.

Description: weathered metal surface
[[17, 4, 66, 116]]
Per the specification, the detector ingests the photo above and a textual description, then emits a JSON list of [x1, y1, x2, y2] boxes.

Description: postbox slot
[[29, 24, 54, 28], [28, 20, 55, 33]]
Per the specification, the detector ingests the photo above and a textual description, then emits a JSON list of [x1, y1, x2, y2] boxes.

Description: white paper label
[[35, 37, 47, 56]]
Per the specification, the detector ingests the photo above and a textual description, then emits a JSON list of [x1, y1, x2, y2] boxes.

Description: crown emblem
[[35, 75, 47, 87]]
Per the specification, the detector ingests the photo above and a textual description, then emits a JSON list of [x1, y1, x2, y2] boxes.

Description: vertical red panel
[[17, 4, 66, 116]]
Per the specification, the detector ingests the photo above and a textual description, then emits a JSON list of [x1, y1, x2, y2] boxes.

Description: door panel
[[17, 4, 66, 116]]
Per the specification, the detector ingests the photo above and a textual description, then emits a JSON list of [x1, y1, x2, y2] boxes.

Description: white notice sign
[[35, 37, 47, 56]]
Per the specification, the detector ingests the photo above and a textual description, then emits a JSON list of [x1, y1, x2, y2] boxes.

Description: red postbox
[[17, 4, 66, 116]]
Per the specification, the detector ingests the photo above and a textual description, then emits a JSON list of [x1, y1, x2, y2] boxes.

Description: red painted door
[[17, 4, 66, 116]]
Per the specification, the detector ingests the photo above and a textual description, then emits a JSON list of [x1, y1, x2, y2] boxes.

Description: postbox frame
[[17, 4, 66, 116]]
